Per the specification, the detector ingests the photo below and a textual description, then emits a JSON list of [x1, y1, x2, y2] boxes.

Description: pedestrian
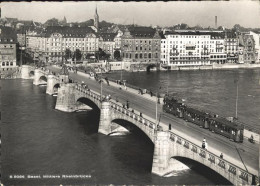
[[202, 138, 206, 149], [132, 109, 134, 113], [116, 97, 119, 102], [140, 112, 143, 117], [169, 123, 172, 130], [220, 153, 223, 159], [126, 100, 129, 109]]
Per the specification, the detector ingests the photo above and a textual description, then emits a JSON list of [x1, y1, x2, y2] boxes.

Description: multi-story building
[[224, 31, 239, 63], [26, 26, 98, 62], [160, 31, 229, 68], [121, 26, 161, 64], [209, 32, 226, 64], [246, 31, 260, 63], [0, 26, 17, 72], [238, 34, 256, 63], [98, 33, 117, 59]]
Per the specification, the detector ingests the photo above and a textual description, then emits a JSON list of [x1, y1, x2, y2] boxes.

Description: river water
[[2, 68, 260, 185], [107, 68, 260, 131], [2, 79, 231, 185]]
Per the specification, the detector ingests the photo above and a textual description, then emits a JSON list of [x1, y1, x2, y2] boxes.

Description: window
[[135, 54, 138, 59], [6, 62, 9, 66], [10, 62, 13, 66], [2, 62, 5, 66], [140, 53, 142, 58], [148, 53, 152, 58]]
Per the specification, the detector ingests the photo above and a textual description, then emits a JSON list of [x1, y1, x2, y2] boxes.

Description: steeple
[[94, 5, 99, 30]]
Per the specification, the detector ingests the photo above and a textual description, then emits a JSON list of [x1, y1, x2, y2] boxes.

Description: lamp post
[[19, 46, 25, 66]]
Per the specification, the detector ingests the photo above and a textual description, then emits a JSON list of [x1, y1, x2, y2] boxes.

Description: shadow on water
[[174, 157, 232, 185]]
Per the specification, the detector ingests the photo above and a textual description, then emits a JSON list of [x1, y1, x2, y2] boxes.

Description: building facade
[[121, 26, 161, 64], [0, 26, 17, 72], [224, 32, 239, 63], [26, 26, 98, 63]]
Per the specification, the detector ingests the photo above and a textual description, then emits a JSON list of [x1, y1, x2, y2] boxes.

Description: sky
[[1, 1, 260, 28]]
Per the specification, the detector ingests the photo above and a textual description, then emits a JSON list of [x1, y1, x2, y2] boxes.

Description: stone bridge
[[54, 82, 254, 185], [23, 65, 256, 185]]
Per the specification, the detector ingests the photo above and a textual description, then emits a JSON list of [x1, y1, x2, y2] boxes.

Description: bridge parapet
[[158, 131, 253, 185], [56, 82, 254, 185]]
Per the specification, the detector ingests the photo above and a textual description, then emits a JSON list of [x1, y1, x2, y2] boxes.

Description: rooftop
[[0, 26, 17, 44]]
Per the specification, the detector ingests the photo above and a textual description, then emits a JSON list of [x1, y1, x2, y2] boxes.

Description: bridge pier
[[152, 131, 188, 176], [21, 65, 34, 79], [55, 83, 78, 112], [46, 74, 59, 95], [98, 101, 112, 135], [33, 69, 47, 85]]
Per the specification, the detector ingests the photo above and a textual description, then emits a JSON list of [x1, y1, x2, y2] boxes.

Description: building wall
[[121, 38, 161, 63], [26, 33, 99, 62], [0, 43, 17, 70]]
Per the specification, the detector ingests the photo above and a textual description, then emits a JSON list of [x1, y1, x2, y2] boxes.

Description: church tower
[[94, 5, 99, 30]]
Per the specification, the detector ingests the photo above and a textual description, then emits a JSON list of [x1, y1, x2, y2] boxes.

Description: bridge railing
[[168, 130, 252, 183], [74, 83, 252, 183], [109, 102, 157, 131], [75, 83, 157, 131]]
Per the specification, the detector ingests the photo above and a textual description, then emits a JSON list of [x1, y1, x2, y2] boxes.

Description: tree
[[180, 23, 189, 29], [64, 48, 72, 60], [73, 49, 82, 61], [44, 18, 59, 26], [114, 50, 120, 59]]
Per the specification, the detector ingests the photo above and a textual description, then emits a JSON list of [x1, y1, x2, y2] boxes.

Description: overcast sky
[[1, 1, 260, 28]]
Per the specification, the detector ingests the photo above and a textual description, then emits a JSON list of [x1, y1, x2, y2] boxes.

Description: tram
[[163, 94, 244, 142]]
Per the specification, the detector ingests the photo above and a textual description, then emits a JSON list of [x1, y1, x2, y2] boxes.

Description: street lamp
[[19, 46, 25, 66]]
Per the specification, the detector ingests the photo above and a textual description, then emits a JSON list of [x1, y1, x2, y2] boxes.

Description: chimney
[[215, 16, 217, 29]]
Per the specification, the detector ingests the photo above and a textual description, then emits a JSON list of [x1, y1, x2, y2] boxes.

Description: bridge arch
[[29, 71, 35, 77], [110, 118, 154, 142], [39, 75, 47, 82], [171, 156, 232, 184], [76, 97, 100, 111], [146, 64, 157, 72]]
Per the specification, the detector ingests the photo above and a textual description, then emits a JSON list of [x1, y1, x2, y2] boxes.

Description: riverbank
[[162, 63, 260, 71]]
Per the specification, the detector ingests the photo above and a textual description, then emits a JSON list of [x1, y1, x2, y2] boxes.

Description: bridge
[[21, 65, 259, 185]]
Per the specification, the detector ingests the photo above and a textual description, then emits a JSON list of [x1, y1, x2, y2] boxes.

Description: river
[[1, 78, 232, 185], [107, 68, 260, 131]]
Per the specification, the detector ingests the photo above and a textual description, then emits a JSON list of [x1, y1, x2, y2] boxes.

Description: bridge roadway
[[48, 65, 258, 176]]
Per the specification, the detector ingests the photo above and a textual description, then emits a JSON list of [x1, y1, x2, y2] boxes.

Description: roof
[[0, 26, 17, 44], [164, 31, 225, 39], [211, 116, 244, 129], [43, 26, 95, 38], [99, 32, 117, 41], [128, 26, 157, 38], [185, 107, 209, 118]]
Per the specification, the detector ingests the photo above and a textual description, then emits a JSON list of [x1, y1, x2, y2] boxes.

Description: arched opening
[[76, 97, 100, 112], [110, 118, 155, 172], [39, 75, 47, 85], [146, 64, 156, 72], [53, 83, 60, 94], [29, 71, 34, 77], [75, 97, 100, 133], [171, 156, 231, 185]]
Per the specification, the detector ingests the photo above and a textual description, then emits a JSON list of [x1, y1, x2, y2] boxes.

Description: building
[[238, 34, 257, 63], [26, 26, 98, 63], [99, 33, 117, 59], [0, 26, 17, 73], [224, 31, 239, 63], [121, 26, 161, 64], [246, 31, 260, 63]]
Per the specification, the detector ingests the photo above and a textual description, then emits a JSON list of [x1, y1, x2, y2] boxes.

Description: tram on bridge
[[163, 94, 244, 142]]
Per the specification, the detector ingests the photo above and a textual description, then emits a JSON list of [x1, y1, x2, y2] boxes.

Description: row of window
[[123, 53, 158, 59], [2, 62, 14, 66]]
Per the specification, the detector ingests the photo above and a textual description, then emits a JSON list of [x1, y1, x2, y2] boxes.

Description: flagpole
[[235, 82, 238, 118]]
